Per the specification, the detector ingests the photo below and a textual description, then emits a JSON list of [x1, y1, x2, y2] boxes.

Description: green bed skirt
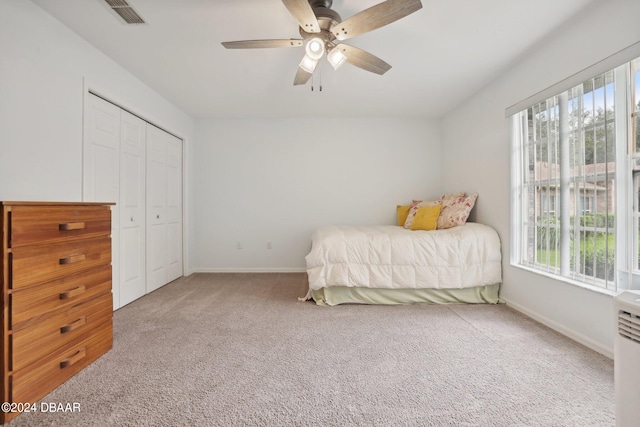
[[308, 284, 501, 306]]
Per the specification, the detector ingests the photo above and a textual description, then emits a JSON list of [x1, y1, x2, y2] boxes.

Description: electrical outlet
[[236, 242, 243, 250], [266, 241, 272, 250]]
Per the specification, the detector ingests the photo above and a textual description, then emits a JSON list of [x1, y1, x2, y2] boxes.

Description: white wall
[[441, 0, 640, 356], [192, 117, 441, 271], [0, 0, 195, 272], [0, 0, 194, 204], [1, 1, 441, 278]]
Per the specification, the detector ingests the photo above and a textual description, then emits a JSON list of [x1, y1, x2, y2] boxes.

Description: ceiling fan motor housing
[[308, 0, 332, 8], [299, 1, 341, 41]]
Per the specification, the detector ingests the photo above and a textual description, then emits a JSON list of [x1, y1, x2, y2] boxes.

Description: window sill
[[510, 263, 617, 297]]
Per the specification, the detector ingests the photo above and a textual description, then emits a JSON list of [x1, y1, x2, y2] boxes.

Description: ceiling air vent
[[104, 0, 146, 25]]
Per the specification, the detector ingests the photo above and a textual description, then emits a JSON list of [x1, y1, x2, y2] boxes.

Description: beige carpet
[[11, 273, 614, 426]]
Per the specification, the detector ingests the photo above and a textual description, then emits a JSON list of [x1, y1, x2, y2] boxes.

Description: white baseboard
[[502, 297, 613, 359], [190, 267, 307, 274]]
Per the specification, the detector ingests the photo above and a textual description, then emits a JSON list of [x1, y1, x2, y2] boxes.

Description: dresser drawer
[[10, 237, 111, 290], [11, 265, 112, 331], [12, 292, 112, 372], [11, 320, 113, 404], [8, 205, 111, 248]]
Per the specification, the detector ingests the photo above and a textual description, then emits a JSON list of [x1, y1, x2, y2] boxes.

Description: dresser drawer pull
[[59, 222, 85, 231], [59, 348, 87, 369], [59, 254, 86, 265], [59, 285, 86, 300], [60, 316, 87, 334]]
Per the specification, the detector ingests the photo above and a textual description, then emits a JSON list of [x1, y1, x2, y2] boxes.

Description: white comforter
[[305, 222, 502, 291]]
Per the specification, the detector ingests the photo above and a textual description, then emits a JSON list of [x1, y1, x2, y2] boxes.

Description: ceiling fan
[[221, 0, 423, 86]]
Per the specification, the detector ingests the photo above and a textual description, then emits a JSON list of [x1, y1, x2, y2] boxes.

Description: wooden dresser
[[0, 202, 114, 423]]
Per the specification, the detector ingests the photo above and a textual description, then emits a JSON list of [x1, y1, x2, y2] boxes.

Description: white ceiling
[[33, 0, 595, 119]]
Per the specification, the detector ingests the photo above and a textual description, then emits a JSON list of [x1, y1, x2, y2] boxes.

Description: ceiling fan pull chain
[[319, 67, 323, 92]]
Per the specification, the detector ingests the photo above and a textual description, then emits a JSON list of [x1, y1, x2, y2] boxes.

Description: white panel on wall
[[191, 117, 442, 272]]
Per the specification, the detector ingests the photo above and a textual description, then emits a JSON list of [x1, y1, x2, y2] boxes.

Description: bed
[[302, 222, 502, 306]]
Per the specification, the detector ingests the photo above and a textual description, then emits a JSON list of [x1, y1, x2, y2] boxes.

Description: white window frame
[[510, 63, 634, 294]]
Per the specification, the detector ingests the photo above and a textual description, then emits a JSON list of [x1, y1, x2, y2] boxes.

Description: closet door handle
[[59, 348, 86, 369], [60, 317, 86, 334], [59, 222, 85, 231], [59, 254, 86, 265], [59, 285, 86, 300]]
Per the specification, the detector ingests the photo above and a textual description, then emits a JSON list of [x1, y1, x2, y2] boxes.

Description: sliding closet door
[[146, 125, 167, 292], [83, 94, 121, 310], [146, 125, 183, 292], [85, 93, 183, 305], [166, 135, 183, 282], [119, 111, 146, 306]]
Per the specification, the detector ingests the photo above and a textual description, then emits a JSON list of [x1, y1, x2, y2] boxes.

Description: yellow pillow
[[410, 205, 442, 231], [397, 205, 412, 226]]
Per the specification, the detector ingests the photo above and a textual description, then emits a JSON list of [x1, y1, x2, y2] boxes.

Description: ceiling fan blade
[[293, 66, 313, 86], [336, 44, 391, 75], [281, 0, 321, 34], [222, 39, 304, 49], [331, 0, 423, 41]]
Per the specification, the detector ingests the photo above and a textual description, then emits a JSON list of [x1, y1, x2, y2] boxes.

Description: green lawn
[[537, 232, 614, 269]]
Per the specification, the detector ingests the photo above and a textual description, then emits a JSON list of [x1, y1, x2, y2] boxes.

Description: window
[[511, 59, 638, 292], [579, 196, 593, 214], [633, 58, 640, 273], [541, 194, 558, 214], [634, 171, 640, 271], [634, 58, 640, 153]]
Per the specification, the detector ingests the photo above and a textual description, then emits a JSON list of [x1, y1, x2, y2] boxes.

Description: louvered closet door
[[146, 125, 183, 292], [119, 111, 146, 306], [84, 94, 120, 310]]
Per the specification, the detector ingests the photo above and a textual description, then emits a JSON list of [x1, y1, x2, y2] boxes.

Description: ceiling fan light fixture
[[299, 55, 318, 73], [305, 37, 325, 60], [222, 0, 424, 86], [327, 48, 347, 70]]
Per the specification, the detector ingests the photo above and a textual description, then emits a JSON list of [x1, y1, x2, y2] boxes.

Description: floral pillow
[[440, 192, 465, 208], [403, 199, 441, 229], [437, 193, 478, 229]]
